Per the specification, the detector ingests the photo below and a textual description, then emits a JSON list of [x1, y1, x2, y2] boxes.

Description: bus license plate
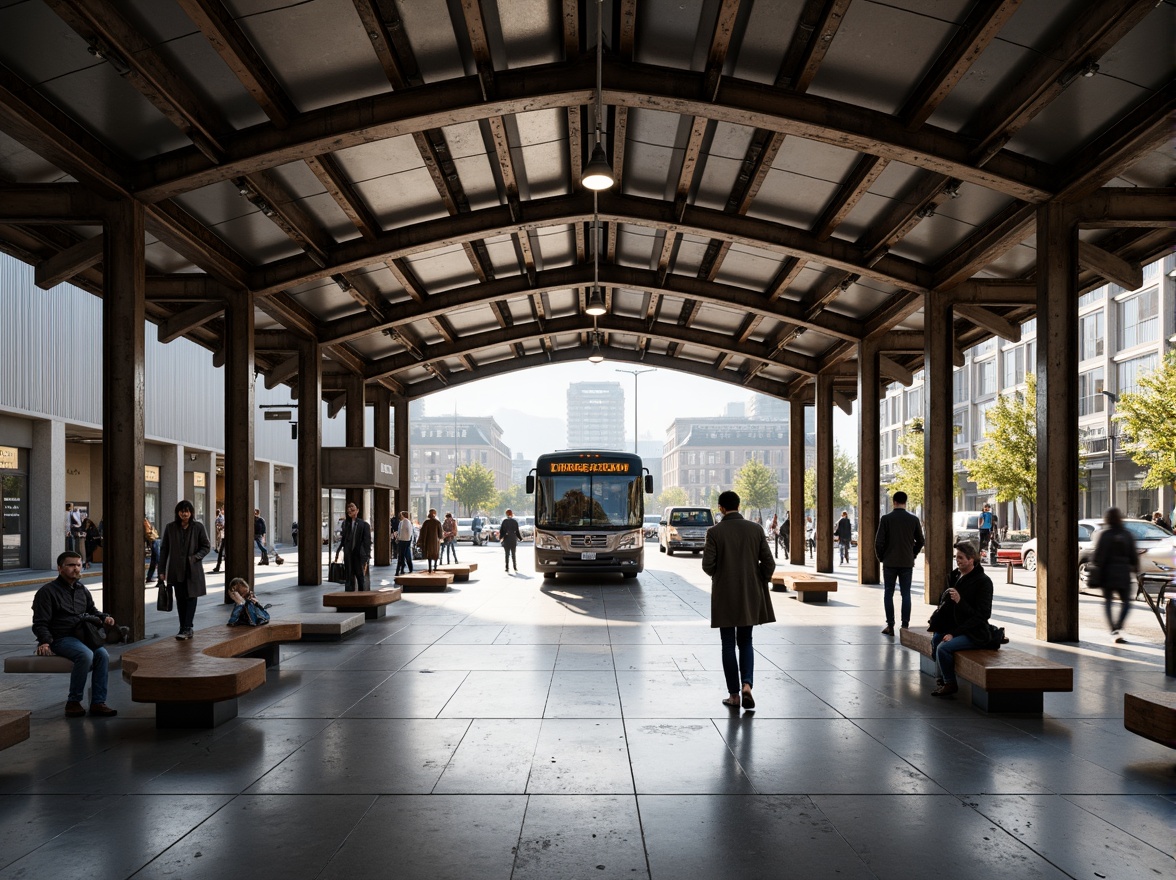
[[580, 551, 596, 560]]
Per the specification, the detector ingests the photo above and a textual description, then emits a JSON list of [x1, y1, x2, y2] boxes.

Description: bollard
[[1166, 598, 1174, 678], [1007, 562, 1014, 584]]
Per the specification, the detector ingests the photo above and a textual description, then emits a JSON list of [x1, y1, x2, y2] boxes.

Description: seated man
[[31, 551, 118, 717]]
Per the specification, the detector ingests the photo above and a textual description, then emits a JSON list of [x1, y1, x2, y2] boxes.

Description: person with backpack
[[1089, 507, 1139, 642]]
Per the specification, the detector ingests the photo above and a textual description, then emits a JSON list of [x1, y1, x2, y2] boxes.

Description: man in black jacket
[[31, 551, 117, 717], [340, 501, 372, 591], [253, 509, 269, 565], [874, 491, 925, 636]]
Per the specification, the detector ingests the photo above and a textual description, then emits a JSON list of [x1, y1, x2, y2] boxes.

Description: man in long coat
[[340, 501, 372, 591], [417, 509, 443, 573], [702, 490, 776, 711]]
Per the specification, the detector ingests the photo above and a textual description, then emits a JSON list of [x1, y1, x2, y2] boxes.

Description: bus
[[526, 450, 653, 579]]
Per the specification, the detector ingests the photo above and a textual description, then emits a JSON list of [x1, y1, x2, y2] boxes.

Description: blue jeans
[[397, 541, 414, 573], [146, 539, 160, 579], [442, 539, 458, 563], [720, 626, 754, 694], [931, 632, 978, 684], [50, 636, 109, 704], [883, 565, 913, 627], [254, 536, 269, 562]]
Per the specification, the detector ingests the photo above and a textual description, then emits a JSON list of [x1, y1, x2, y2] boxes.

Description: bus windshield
[[534, 453, 644, 530]]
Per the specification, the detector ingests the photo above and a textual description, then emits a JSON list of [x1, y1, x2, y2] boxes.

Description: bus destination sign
[[550, 462, 631, 474]]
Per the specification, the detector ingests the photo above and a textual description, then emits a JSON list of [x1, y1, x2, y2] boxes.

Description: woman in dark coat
[[158, 499, 211, 640], [416, 509, 443, 573], [1090, 507, 1138, 641], [702, 491, 776, 710], [929, 541, 993, 697]]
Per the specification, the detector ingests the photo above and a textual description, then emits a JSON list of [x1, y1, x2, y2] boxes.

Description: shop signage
[[0, 446, 17, 470], [193, 473, 206, 487], [320, 447, 400, 490], [144, 465, 160, 483]]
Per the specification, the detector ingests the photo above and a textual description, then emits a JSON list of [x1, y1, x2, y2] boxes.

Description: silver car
[[1021, 518, 1175, 587]]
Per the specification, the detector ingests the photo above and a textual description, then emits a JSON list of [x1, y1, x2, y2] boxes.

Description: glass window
[[1078, 285, 1106, 310], [1117, 353, 1158, 395], [1118, 288, 1159, 349], [977, 359, 996, 396], [953, 409, 968, 445], [906, 388, 922, 420], [1080, 310, 1104, 361], [1142, 259, 1159, 281], [953, 368, 969, 404], [1002, 346, 1025, 388], [1078, 369, 1105, 416], [975, 402, 994, 439]]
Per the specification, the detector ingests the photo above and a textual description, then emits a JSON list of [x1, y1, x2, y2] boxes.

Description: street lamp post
[[615, 368, 655, 454], [1100, 390, 1118, 512]]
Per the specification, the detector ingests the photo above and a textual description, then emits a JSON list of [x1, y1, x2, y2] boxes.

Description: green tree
[[889, 418, 926, 508], [657, 486, 689, 510], [802, 446, 858, 512], [735, 457, 778, 518], [444, 462, 498, 515], [496, 483, 529, 516], [963, 374, 1037, 534], [1114, 350, 1176, 495]]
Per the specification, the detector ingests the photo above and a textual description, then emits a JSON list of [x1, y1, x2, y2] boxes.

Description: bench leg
[[970, 688, 1043, 714], [919, 655, 937, 677], [157, 699, 238, 729], [796, 591, 828, 603], [244, 643, 282, 668], [363, 606, 387, 620]]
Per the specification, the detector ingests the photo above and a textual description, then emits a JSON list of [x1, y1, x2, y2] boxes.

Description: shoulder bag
[[156, 581, 173, 612], [74, 614, 107, 649]]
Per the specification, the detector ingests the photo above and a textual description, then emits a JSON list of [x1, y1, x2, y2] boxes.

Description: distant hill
[[493, 408, 566, 464]]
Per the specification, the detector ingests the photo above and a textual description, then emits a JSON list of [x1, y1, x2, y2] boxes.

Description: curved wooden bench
[[1124, 689, 1176, 749], [899, 627, 1072, 714], [394, 572, 453, 592], [0, 710, 31, 751], [438, 563, 478, 582], [121, 622, 300, 728], [322, 587, 403, 618], [771, 571, 837, 602]]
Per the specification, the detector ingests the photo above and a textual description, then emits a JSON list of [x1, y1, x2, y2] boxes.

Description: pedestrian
[[31, 551, 118, 717], [768, 514, 779, 558], [834, 510, 853, 565], [253, 508, 269, 565], [702, 490, 776, 711], [928, 542, 993, 697], [68, 504, 87, 568], [80, 517, 100, 569], [417, 508, 443, 573], [804, 515, 815, 558], [472, 512, 484, 546], [340, 501, 371, 591], [158, 499, 212, 640], [1153, 510, 1172, 531], [874, 491, 925, 636], [441, 513, 459, 564], [395, 511, 415, 575], [978, 503, 995, 558], [143, 517, 161, 582], [211, 506, 226, 573], [780, 512, 790, 556], [64, 502, 77, 553], [499, 509, 522, 572], [1089, 507, 1139, 642]]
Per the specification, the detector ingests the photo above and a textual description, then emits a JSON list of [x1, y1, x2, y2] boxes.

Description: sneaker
[[1114, 635, 1127, 644], [881, 625, 894, 636], [931, 682, 958, 697], [65, 701, 86, 717], [175, 629, 193, 641], [89, 703, 117, 717]]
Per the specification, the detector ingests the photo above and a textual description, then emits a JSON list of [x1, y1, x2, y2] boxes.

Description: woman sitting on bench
[[928, 541, 993, 698]]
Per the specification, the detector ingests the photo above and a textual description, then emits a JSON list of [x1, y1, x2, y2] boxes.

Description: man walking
[[395, 511, 415, 575], [978, 503, 994, 558], [702, 490, 776, 711], [31, 552, 118, 717], [875, 491, 925, 636], [834, 511, 853, 566], [253, 508, 269, 565], [499, 509, 522, 572], [211, 506, 226, 573], [340, 501, 371, 591]]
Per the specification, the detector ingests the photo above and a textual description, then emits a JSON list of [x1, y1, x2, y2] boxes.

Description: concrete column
[[101, 198, 146, 638], [159, 442, 183, 521], [255, 459, 274, 553], [924, 290, 954, 606], [224, 287, 255, 601], [344, 373, 365, 510], [395, 398, 410, 521], [373, 386, 393, 567], [296, 336, 322, 586], [1036, 201, 1081, 642], [275, 466, 294, 546], [789, 398, 805, 565], [815, 374, 834, 573], [30, 418, 65, 570], [857, 339, 881, 584], [201, 451, 216, 526]]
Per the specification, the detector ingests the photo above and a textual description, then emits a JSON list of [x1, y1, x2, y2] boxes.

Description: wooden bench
[[438, 562, 478, 582], [322, 587, 403, 618], [900, 627, 1072, 714], [121, 622, 301, 729], [770, 571, 837, 602], [394, 572, 454, 593], [286, 611, 365, 641], [0, 710, 31, 751], [1124, 689, 1176, 749]]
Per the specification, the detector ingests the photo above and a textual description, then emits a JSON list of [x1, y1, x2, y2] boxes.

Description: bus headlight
[[535, 533, 562, 551], [616, 533, 639, 551]]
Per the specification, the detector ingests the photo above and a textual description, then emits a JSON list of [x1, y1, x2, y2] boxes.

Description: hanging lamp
[[580, 0, 614, 191]]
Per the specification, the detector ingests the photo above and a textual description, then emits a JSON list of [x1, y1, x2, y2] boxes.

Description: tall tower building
[[567, 381, 626, 450]]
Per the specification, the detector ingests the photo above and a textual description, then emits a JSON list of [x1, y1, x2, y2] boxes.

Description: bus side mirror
[[644, 475, 653, 494], [526, 476, 535, 494]]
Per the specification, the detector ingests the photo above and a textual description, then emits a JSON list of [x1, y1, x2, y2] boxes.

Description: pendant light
[[580, 0, 614, 191]]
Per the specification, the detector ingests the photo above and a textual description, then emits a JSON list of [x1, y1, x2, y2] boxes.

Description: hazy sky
[[420, 361, 860, 463]]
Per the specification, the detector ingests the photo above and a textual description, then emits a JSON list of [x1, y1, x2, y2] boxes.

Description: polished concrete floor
[[1, 544, 1173, 879]]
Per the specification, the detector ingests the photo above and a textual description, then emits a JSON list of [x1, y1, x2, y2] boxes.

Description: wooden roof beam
[[1077, 241, 1141, 291], [954, 304, 1020, 343], [34, 234, 103, 289], [158, 301, 226, 345]]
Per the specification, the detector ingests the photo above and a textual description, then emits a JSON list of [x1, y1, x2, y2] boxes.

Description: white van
[[658, 506, 715, 556]]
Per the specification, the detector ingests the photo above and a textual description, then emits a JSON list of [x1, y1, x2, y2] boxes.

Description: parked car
[[1019, 518, 1174, 587], [455, 518, 474, 541], [643, 514, 661, 538], [659, 506, 715, 556]]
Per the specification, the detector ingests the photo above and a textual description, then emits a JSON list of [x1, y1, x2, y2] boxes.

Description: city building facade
[[566, 382, 625, 450], [410, 415, 512, 518]]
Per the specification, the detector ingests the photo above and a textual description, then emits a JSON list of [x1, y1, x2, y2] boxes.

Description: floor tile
[[526, 719, 634, 794], [544, 671, 622, 718], [626, 719, 756, 794], [432, 719, 543, 793], [512, 795, 649, 879]]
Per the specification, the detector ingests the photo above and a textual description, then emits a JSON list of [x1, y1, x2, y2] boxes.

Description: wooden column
[[923, 289, 954, 605], [373, 386, 392, 567], [101, 198, 145, 638], [815, 373, 834, 573], [857, 338, 881, 585], [224, 287, 254, 602], [395, 398, 410, 520], [789, 397, 806, 565], [296, 335, 321, 586], [1036, 201, 1081, 641], [344, 373, 366, 510]]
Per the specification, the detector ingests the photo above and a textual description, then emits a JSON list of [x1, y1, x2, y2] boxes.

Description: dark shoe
[[258, 560, 269, 566], [65, 701, 86, 717], [722, 697, 740, 708], [175, 629, 193, 641], [935, 676, 945, 687], [881, 625, 894, 636], [741, 689, 755, 710], [210, 568, 221, 574], [89, 703, 117, 717], [931, 682, 958, 697]]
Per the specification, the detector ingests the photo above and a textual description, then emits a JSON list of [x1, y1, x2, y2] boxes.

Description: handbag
[[156, 582, 173, 612], [74, 614, 107, 649], [926, 600, 953, 633], [228, 599, 271, 626], [329, 561, 346, 584]]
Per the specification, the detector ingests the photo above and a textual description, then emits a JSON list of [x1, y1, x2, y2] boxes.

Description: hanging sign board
[[320, 447, 400, 490]]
